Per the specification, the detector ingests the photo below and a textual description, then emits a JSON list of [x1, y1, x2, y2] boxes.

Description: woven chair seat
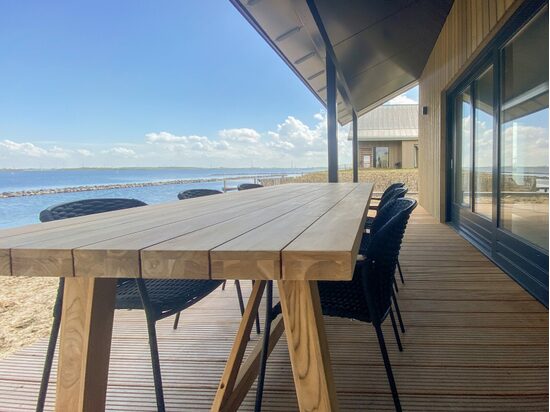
[[364, 216, 375, 228], [272, 261, 373, 323], [177, 189, 222, 200], [237, 183, 263, 190], [115, 279, 223, 319], [360, 233, 371, 254], [40, 198, 146, 221]]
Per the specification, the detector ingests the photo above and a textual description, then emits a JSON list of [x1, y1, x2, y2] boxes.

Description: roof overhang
[[231, 0, 453, 125]]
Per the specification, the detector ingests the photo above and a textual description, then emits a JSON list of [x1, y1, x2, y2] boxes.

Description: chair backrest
[[237, 183, 263, 191], [177, 188, 222, 200], [370, 195, 410, 235], [378, 186, 408, 210], [361, 198, 417, 320], [383, 182, 405, 195], [39, 198, 147, 222]]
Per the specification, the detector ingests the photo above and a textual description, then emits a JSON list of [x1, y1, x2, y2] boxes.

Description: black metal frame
[[352, 111, 359, 183], [446, 0, 549, 306]]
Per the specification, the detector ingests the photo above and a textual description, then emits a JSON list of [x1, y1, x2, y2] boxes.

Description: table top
[[0, 183, 372, 280]]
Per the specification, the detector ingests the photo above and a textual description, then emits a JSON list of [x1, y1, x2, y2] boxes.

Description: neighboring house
[[348, 104, 419, 169]]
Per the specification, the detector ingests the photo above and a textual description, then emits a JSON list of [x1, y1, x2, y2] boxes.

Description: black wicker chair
[[237, 183, 263, 190], [177, 188, 223, 200], [364, 188, 408, 291], [360, 198, 418, 333], [371, 182, 405, 201], [254, 199, 418, 412], [36, 198, 224, 412], [177, 188, 261, 334]]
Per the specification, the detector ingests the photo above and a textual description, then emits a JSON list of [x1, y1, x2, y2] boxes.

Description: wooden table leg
[[277, 280, 339, 412], [211, 280, 266, 412], [56, 277, 117, 412]]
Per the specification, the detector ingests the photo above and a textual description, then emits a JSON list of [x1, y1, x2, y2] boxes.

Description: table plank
[[210, 184, 359, 280], [0, 183, 373, 281], [2, 184, 310, 277], [76, 184, 327, 279], [282, 183, 373, 280], [0, 184, 293, 239], [141, 184, 345, 279]]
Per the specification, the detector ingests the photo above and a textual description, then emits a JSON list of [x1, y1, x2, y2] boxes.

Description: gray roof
[[348, 104, 418, 141], [230, 0, 452, 125]]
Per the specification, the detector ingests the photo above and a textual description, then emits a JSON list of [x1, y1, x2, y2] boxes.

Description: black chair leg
[[389, 308, 403, 352], [235, 280, 245, 315], [222, 280, 227, 290], [255, 281, 273, 412], [374, 323, 402, 412], [392, 291, 405, 333], [172, 311, 181, 330], [252, 281, 261, 334], [397, 259, 405, 284], [145, 317, 166, 412], [393, 274, 399, 293], [36, 279, 65, 412], [135, 279, 166, 412]]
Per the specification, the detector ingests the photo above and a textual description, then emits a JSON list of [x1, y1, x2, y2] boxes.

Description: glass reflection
[[500, 8, 549, 250]]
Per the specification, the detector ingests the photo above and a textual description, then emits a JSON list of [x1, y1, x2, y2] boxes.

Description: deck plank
[[0, 206, 547, 411]]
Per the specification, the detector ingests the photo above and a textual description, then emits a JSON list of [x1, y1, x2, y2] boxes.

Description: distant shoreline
[[0, 166, 319, 172], [0, 174, 295, 199]]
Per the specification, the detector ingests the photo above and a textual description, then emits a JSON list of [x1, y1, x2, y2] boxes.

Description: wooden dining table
[[0, 182, 373, 411]]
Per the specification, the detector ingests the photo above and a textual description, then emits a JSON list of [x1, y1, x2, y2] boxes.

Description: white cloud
[[386, 94, 417, 105], [1, 110, 357, 168], [219, 128, 260, 143], [0, 139, 70, 158], [101, 147, 138, 158], [146, 132, 229, 153], [76, 149, 93, 157]]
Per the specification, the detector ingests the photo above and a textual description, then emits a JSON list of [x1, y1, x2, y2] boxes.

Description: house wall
[[418, 0, 522, 221], [401, 141, 417, 169], [358, 141, 402, 168]]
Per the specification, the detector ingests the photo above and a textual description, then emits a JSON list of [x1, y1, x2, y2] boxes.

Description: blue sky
[[0, 0, 418, 169]]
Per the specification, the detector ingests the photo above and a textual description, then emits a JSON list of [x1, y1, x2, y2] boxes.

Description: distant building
[[348, 104, 418, 169]]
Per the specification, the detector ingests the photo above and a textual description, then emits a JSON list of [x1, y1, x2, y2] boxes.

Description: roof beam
[[304, 0, 355, 115]]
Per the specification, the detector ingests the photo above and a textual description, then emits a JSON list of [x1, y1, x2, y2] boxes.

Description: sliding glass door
[[449, 4, 548, 304]]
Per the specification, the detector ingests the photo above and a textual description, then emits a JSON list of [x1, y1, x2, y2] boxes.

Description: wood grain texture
[[278, 280, 339, 412], [1, 183, 372, 281], [418, 0, 523, 221], [211, 280, 266, 411], [210, 184, 360, 280], [56, 277, 116, 412], [142, 184, 343, 280], [6, 184, 309, 277], [282, 183, 372, 280]]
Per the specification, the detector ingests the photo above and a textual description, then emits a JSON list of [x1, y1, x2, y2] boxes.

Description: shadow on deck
[[0, 207, 547, 411]]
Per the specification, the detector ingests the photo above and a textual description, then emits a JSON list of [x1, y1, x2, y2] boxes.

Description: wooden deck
[[0, 207, 547, 411]]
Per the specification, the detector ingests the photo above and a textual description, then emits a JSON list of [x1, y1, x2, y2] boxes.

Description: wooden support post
[[352, 110, 359, 183], [55, 277, 117, 412], [277, 280, 339, 411], [222, 316, 285, 411], [326, 53, 339, 183]]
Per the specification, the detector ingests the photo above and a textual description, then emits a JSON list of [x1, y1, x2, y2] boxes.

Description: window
[[474, 66, 494, 219], [455, 89, 472, 207], [374, 147, 389, 168], [499, 8, 549, 250]]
